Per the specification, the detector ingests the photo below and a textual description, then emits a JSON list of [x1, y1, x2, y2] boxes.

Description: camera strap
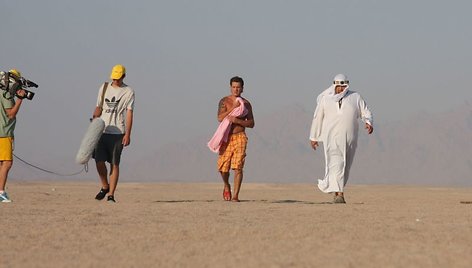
[[3, 72, 15, 100], [3, 72, 9, 90], [4, 72, 14, 97]]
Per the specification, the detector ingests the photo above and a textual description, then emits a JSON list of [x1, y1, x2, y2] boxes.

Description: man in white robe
[[309, 74, 373, 203]]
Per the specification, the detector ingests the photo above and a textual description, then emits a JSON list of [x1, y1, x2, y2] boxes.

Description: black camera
[[0, 71, 39, 100]]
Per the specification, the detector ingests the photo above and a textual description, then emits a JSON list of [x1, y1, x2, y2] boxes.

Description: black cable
[[13, 153, 88, 176]]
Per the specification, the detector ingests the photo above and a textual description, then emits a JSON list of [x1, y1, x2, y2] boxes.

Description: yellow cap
[[110, 64, 126, 80], [9, 69, 21, 78]]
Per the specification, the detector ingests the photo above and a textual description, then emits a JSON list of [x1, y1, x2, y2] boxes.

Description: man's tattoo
[[218, 98, 226, 114]]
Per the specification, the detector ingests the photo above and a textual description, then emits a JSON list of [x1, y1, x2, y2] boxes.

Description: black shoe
[[107, 195, 116, 203], [95, 188, 109, 200]]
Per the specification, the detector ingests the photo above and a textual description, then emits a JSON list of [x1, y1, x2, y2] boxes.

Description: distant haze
[[3, 1, 472, 184], [12, 100, 472, 186], [130, 101, 472, 186]]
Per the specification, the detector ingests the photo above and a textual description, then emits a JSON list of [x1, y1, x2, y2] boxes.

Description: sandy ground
[[1, 181, 472, 268]]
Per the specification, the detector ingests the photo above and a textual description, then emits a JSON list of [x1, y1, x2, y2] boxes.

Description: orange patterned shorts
[[217, 132, 248, 172]]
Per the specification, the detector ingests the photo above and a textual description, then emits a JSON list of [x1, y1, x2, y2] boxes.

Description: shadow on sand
[[154, 200, 217, 203], [270, 200, 333, 205], [153, 199, 363, 204]]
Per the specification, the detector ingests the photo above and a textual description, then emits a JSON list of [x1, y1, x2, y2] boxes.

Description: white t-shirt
[[96, 82, 135, 134]]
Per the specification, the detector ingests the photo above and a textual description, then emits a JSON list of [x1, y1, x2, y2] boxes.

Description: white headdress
[[325, 74, 350, 102]]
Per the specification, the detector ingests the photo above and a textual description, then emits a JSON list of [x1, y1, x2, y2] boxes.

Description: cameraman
[[0, 69, 26, 203]]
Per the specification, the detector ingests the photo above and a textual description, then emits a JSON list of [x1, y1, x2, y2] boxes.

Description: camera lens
[[25, 90, 35, 100]]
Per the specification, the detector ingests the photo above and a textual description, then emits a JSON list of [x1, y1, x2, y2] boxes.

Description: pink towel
[[207, 97, 248, 153]]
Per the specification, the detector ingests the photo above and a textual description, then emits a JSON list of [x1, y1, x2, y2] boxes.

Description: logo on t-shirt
[[105, 96, 121, 113]]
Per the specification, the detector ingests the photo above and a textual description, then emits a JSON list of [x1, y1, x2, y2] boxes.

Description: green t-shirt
[[0, 93, 16, 137]]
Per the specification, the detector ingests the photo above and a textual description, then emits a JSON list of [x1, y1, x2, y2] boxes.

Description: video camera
[[0, 71, 39, 100]]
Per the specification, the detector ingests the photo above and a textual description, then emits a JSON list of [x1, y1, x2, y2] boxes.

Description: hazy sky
[[2, 1, 472, 176]]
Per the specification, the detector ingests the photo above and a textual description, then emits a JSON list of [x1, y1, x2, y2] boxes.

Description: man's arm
[[309, 95, 325, 151], [5, 90, 25, 119], [92, 84, 107, 119], [309, 98, 324, 142], [358, 95, 373, 135], [92, 107, 102, 119], [123, 109, 133, 146], [217, 97, 236, 122], [229, 102, 254, 128]]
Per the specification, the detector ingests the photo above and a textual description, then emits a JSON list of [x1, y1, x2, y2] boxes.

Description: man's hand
[[310, 140, 319, 150], [122, 134, 131, 146], [365, 123, 373, 134], [16, 89, 26, 98]]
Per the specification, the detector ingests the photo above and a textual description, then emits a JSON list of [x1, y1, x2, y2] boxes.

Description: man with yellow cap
[[91, 65, 135, 202], [0, 69, 27, 202]]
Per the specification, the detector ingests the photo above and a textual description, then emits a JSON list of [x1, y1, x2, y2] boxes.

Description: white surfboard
[[75, 118, 105, 164]]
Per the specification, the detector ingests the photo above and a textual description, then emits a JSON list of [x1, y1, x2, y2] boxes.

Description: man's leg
[[230, 133, 247, 202], [0, 160, 13, 191], [108, 164, 120, 196], [96, 161, 109, 189], [220, 171, 231, 201], [94, 161, 110, 200], [0, 138, 14, 193], [232, 169, 243, 202], [218, 140, 232, 201]]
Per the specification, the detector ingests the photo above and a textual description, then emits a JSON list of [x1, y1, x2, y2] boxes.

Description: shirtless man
[[217, 76, 255, 202]]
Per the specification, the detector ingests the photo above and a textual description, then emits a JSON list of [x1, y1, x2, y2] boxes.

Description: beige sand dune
[[1, 181, 472, 268]]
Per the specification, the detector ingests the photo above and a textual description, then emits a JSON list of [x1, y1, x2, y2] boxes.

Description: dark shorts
[[93, 134, 124, 165]]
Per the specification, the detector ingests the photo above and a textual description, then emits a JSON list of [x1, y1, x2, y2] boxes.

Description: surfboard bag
[[75, 118, 106, 164]]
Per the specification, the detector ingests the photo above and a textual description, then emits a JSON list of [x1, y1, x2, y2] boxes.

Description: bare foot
[[231, 197, 240, 202]]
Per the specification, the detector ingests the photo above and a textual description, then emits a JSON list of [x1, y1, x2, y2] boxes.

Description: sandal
[[223, 187, 232, 201]]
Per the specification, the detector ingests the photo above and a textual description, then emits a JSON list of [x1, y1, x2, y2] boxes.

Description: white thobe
[[309, 88, 373, 193]]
